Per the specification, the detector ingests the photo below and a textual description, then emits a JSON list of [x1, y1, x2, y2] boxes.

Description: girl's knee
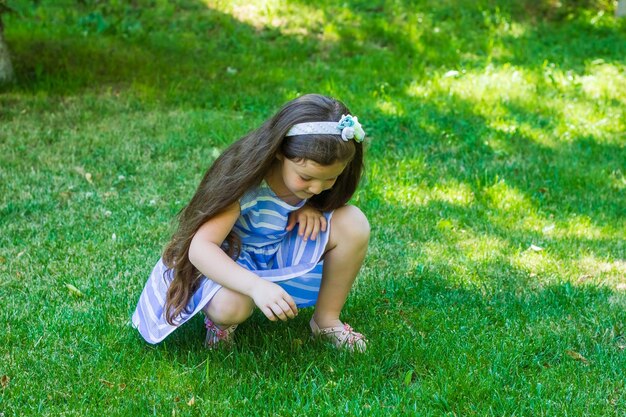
[[205, 288, 254, 324], [333, 205, 370, 243]]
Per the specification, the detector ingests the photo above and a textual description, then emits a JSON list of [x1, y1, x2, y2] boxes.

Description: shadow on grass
[[368, 98, 624, 224], [4, 1, 326, 110]]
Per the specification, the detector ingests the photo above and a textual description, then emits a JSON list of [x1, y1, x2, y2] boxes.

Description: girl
[[132, 94, 370, 352]]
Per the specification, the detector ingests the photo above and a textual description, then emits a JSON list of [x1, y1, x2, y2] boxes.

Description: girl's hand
[[286, 205, 327, 241], [250, 280, 298, 321]]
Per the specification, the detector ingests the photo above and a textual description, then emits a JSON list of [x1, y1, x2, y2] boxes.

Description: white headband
[[285, 114, 365, 143]]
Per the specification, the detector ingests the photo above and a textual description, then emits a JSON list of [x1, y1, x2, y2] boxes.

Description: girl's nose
[[308, 182, 323, 195]]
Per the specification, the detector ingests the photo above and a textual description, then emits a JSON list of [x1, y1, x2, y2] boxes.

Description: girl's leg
[[313, 205, 370, 329], [202, 288, 255, 327]]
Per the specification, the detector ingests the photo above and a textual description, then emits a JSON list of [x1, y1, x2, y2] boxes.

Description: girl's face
[[274, 156, 347, 201]]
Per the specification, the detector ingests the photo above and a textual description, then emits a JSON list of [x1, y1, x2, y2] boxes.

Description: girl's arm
[[188, 202, 298, 321]]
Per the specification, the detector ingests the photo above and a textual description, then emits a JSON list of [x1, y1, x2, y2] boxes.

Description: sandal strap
[[310, 318, 367, 352], [204, 317, 237, 348]]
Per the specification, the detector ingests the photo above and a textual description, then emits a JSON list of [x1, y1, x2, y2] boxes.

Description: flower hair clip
[[285, 114, 366, 143], [336, 114, 365, 142]]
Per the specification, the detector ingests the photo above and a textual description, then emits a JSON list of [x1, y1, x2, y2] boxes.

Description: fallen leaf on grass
[[529, 244, 544, 252], [100, 379, 114, 388], [74, 167, 93, 184], [616, 283, 626, 291], [565, 350, 589, 365], [59, 191, 72, 202], [187, 396, 195, 406], [65, 283, 84, 297], [403, 369, 414, 386], [1, 375, 9, 388]]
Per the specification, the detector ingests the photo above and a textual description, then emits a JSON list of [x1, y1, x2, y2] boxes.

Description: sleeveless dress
[[132, 181, 332, 344]]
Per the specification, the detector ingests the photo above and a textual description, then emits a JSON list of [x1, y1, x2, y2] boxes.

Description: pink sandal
[[204, 317, 237, 349], [310, 317, 367, 352]]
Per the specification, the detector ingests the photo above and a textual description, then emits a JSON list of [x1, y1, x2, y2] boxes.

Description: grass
[[1, 0, 625, 415]]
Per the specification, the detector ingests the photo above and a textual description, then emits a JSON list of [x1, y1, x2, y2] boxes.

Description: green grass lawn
[[1, 0, 625, 415]]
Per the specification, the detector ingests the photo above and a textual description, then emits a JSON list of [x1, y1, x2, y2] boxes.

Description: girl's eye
[[299, 176, 312, 181]]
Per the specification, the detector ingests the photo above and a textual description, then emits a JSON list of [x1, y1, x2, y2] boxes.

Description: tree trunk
[[617, 0, 626, 17], [0, 15, 15, 84]]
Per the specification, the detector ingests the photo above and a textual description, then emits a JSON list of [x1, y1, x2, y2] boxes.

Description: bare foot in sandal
[[310, 317, 367, 352]]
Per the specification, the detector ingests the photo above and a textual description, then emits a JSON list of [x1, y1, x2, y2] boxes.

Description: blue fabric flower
[[337, 114, 366, 142]]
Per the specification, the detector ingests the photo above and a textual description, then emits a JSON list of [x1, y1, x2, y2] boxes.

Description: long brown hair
[[162, 94, 364, 324]]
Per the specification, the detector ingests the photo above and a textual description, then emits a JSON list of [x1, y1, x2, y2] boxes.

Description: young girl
[[132, 94, 370, 352]]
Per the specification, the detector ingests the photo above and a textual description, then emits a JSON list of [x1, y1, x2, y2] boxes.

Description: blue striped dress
[[132, 181, 332, 344]]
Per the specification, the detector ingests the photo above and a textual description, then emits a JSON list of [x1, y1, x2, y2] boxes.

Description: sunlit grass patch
[[580, 62, 626, 103], [370, 176, 475, 208], [483, 177, 534, 213], [406, 59, 625, 149], [205, 0, 327, 38], [434, 64, 537, 105], [375, 98, 403, 117], [575, 256, 626, 284]]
